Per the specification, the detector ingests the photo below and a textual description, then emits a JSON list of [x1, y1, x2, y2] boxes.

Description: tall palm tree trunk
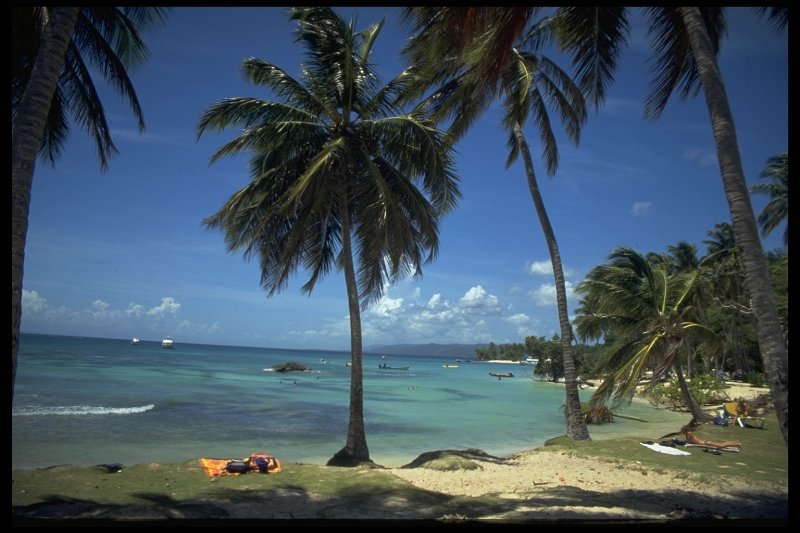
[[681, 7, 788, 444], [514, 124, 590, 440], [11, 7, 81, 405], [327, 176, 373, 467]]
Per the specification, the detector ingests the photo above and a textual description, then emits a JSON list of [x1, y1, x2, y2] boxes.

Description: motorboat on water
[[378, 363, 410, 370], [519, 356, 538, 365], [131, 337, 140, 345], [442, 364, 459, 368], [489, 371, 514, 378], [162, 336, 174, 349]]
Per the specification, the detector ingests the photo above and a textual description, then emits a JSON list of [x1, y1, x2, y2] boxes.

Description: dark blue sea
[[12, 334, 685, 469]]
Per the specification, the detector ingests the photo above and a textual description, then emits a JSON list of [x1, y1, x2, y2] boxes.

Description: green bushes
[[645, 374, 729, 410]]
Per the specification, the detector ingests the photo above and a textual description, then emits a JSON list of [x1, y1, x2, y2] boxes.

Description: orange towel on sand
[[199, 453, 282, 477]]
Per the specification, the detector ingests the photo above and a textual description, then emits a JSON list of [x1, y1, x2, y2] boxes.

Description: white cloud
[[459, 285, 500, 310], [126, 303, 147, 318], [21, 290, 48, 315], [630, 201, 653, 216], [427, 293, 442, 309], [528, 281, 576, 306], [527, 260, 552, 276], [527, 260, 575, 278], [20, 291, 217, 342], [147, 296, 182, 317], [370, 296, 403, 317], [505, 313, 529, 325], [410, 287, 421, 302]]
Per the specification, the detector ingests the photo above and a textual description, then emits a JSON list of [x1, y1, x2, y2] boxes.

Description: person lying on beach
[[680, 425, 742, 450]]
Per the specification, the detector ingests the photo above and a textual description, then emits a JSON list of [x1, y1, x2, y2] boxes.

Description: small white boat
[[131, 337, 140, 345], [161, 336, 174, 349], [520, 356, 538, 365]]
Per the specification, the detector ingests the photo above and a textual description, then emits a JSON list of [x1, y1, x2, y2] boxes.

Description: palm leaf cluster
[[575, 246, 720, 411], [11, 7, 166, 169], [750, 153, 788, 247], [198, 7, 459, 308]]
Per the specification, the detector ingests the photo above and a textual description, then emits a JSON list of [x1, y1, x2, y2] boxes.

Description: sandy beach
[[13, 381, 785, 523], [385, 382, 785, 521]]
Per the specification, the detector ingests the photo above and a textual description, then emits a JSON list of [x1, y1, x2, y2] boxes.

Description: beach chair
[[722, 401, 766, 429]]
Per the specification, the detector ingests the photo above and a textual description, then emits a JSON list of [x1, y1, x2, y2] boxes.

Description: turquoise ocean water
[[13, 333, 686, 469]]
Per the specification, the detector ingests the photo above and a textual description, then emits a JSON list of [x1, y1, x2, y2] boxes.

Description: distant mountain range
[[364, 343, 488, 359]]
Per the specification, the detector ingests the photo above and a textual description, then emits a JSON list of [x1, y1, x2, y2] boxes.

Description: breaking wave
[[12, 404, 156, 416]]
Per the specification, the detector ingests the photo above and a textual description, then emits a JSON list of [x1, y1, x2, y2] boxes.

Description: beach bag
[[713, 416, 729, 426], [224, 459, 250, 474]]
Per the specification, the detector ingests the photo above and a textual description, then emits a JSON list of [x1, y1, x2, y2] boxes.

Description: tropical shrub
[[746, 371, 766, 388], [645, 374, 728, 410]]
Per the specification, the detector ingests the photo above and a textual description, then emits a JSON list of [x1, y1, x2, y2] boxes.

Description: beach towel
[[640, 442, 691, 456], [199, 452, 282, 477]]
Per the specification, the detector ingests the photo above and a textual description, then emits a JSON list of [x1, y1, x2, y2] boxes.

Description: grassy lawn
[[543, 410, 787, 487]]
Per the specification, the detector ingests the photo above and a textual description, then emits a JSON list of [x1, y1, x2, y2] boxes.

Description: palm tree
[[11, 7, 167, 404], [676, 7, 789, 443], [702, 222, 751, 375], [502, 42, 590, 441], [402, 6, 789, 444], [665, 242, 705, 377], [399, 10, 590, 440], [574, 246, 720, 421], [750, 152, 788, 247], [667, 242, 700, 274], [196, 7, 459, 467]]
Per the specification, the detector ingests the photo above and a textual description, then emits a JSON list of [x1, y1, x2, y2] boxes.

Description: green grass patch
[[542, 410, 787, 487]]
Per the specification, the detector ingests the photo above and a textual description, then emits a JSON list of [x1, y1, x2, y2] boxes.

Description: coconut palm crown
[[574, 246, 721, 419]]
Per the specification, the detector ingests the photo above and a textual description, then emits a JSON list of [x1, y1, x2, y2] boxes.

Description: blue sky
[[21, 7, 787, 351]]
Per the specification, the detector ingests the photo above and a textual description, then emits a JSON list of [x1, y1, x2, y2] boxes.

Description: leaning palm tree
[[196, 7, 459, 467], [500, 38, 590, 441], [667, 10, 788, 443], [568, 6, 789, 444], [399, 10, 590, 440], [11, 6, 167, 404], [750, 152, 788, 247], [574, 246, 720, 421]]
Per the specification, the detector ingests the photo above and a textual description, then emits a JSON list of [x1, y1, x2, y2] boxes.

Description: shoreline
[[11, 381, 770, 472], [13, 381, 784, 522]]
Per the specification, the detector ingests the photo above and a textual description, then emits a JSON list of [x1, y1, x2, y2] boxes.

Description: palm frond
[[643, 6, 725, 121], [554, 6, 629, 109]]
